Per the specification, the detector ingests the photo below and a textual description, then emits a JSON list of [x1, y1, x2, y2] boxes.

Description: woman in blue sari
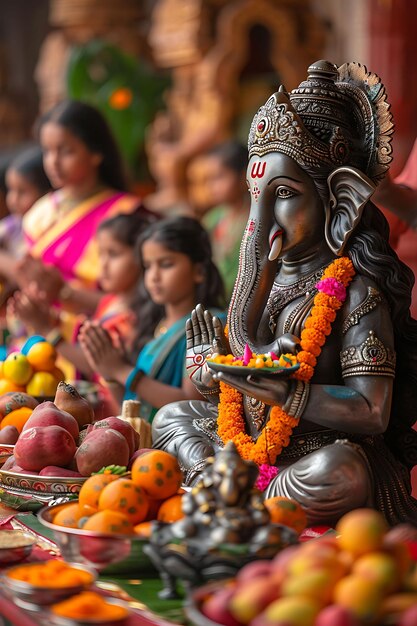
[[79, 216, 226, 421]]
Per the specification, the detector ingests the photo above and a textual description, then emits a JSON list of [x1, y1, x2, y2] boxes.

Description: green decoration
[[67, 39, 170, 179]]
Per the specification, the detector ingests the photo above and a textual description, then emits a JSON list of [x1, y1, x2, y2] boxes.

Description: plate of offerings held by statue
[[207, 349, 300, 378]]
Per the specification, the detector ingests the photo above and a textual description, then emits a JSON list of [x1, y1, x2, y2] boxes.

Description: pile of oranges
[[0, 337, 64, 399], [51, 450, 185, 536]]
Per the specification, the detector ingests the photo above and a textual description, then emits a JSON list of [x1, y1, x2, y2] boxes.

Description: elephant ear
[[325, 166, 376, 256]]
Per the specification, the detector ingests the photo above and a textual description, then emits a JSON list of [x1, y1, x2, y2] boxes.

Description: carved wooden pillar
[[146, 0, 327, 214]]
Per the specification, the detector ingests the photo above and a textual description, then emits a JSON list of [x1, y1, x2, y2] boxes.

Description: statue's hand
[[272, 333, 301, 356], [213, 371, 289, 407], [186, 304, 228, 390]]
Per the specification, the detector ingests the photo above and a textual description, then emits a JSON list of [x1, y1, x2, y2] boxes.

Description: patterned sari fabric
[[23, 189, 140, 287]]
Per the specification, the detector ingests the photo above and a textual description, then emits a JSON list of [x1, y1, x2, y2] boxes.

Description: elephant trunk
[[228, 215, 279, 357]]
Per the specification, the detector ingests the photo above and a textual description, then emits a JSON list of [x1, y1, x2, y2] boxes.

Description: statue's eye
[[275, 186, 296, 199]]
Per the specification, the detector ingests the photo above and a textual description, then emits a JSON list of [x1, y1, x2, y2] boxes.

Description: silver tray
[[0, 468, 86, 510]]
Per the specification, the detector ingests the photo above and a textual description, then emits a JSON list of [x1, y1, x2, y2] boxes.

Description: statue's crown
[[248, 60, 393, 183]]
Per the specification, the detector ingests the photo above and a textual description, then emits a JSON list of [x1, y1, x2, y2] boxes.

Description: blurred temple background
[[1, 0, 416, 210]]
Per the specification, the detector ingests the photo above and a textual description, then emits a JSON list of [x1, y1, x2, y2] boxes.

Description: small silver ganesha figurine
[[143, 442, 297, 598]]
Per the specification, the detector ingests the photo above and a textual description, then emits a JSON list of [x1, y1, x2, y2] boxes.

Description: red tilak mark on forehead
[[250, 162, 266, 178]]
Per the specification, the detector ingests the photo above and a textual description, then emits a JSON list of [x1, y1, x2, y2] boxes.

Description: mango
[[229, 576, 280, 624], [251, 596, 320, 626], [336, 508, 388, 557], [399, 605, 417, 626], [201, 585, 240, 626], [281, 568, 336, 606], [315, 604, 360, 626], [332, 574, 383, 622], [352, 550, 400, 593]]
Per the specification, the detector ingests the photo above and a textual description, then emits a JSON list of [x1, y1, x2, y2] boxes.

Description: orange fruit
[[336, 508, 388, 557], [145, 497, 163, 521], [27, 341, 57, 372], [78, 472, 120, 512], [131, 449, 183, 499], [82, 510, 134, 535], [26, 371, 59, 397], [53, 503, 84, 529], [0, 379, 25, 394], [157, 494, 184, 523], [133, 521, 153, 538], [3, 353, 33, 386], [98, 477, 149, 524], [0, 407, 33, 433], [264, 496, 308, 534]]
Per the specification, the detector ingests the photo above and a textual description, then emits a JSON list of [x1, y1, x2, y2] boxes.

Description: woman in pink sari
[[18, 100, 144, 319]]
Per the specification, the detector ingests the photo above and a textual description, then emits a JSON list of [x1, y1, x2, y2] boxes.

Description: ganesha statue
[[152, 60, 417, 527]]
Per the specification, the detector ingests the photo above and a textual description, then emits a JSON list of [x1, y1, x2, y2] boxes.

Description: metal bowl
[[38, 502, 156, 575], [0, 530, 36, 564], [2, 561, 97, 606], [0, 468, 86, 511], [47, 596, 130, 626], [185, 580, 235, 626], [0, 444, 14, 467]]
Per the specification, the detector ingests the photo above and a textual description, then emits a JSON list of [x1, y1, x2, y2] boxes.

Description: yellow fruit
[[26, 371, 59, 397], [336, 508, 388, 557], [3, 353, 33, 386], [0, 361, 4, 377], [333, 574, 384, 621], [27, 342, 57, 372]]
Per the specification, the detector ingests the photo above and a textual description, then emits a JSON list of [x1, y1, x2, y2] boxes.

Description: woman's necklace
[[154, 319, 168, 338]]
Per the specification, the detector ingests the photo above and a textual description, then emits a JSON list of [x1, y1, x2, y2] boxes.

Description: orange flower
[[109, 87, 133, 110], [297, 351, 317, 367], [301, 328, 326, 346], [304, 316, 332, 335], [216, 257, 355, 466]]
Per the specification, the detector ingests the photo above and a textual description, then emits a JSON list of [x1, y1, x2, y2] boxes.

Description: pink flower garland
[[255, 464, 279, 491], [315, 277, 346, 301]]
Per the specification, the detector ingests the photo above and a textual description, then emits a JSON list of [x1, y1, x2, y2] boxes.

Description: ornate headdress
[[248, 60, 394, 184]]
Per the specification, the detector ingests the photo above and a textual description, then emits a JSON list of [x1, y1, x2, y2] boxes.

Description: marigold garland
[[217, 257, 355, 467]]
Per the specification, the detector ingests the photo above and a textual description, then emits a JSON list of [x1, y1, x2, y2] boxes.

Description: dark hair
[[97, 211, 155, 248], [8, 146, 52, 195], [346, 202, 417, 469], [308, 169, 417, 470], [206, 140, 248, 173], [134, 216, 225, 352], [37, 100, 127, 191]]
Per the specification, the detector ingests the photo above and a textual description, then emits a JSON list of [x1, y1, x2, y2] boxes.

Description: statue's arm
[[296, 282, 395, 434]]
